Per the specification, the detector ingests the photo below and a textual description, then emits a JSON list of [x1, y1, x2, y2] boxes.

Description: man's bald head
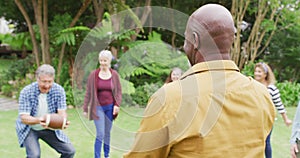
[[184, 4, 235, 64]]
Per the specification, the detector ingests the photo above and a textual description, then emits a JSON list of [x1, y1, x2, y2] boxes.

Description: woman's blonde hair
[[254, 62, 276, 85]]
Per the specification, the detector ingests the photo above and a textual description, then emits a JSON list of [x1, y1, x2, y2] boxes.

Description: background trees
[[1, 0, 299, 106]]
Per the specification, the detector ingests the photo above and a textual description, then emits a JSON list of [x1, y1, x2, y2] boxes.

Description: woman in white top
[[254, 62, 292, 158]]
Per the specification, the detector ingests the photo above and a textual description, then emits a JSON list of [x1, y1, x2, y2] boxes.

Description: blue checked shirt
[[15, 82, 70, 147]]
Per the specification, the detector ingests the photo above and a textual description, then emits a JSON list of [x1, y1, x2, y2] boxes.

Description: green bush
[[63, 80, 74, 107], [131, 85, 149, 107], [1, 84, 13, 97], [121, 94, 137, 107], [0, 56, 37, 99], [4, 55, 36, 81], [241, 61, 255, 77], [72, 88, 85, 107], [276, 81, 300, 107], [131, 82, 162, 107]]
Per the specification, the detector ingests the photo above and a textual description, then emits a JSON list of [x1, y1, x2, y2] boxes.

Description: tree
[[14, 0, 40, 66], [231, 0, 282, 69], [56, 0, 92, 83], [266, 0, 300, 82]]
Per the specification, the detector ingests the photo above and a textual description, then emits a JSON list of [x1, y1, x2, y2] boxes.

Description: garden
[[1, 0, 300, 158]]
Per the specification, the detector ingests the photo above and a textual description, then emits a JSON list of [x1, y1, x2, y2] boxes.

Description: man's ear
[[193, 32, 199, 50]]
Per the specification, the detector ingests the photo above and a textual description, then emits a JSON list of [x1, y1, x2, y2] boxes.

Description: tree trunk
[[32, 0, 47, 64], [130, 0, 152, 41], [168, 0, 176, 50], [56, 0, 92, 84], [14, 0, 40, 66], [254, 4, 279, 60], [93, 0, 105, 24], [230, 0, 250, 69], [31, 0, 50, 64], [231, 0, 279, 69], [43, 0, 50, 64]]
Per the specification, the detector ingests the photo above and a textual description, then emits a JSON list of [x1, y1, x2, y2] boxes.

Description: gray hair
[[99, 50, 113, 61], [35, 64, 55, 78]]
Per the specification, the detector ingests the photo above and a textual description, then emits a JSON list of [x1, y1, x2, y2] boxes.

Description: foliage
[[63, 80, 74, 107], [0, 32, 32, 50], [121, 94, 137, 107], [0, 59, 13, 93], [1, 84, 13, 97], [120, 78, 135, 95], [1, 0, 299, 108], [143, 81, 162, 99], [130, 82, 162, 107], [130, 85, 148, 107], [2, 55, 35, 81], [0, 59, 14, 71], [86, 11, 139, 48], [49, 13, 73, 36], [71, 87, 85, 107], [0, 56, 35, 98], [54, 26, 91, 46], [262, 0, 300, 82], [118, 31, 189, 86], [276, 81, 300, 107], [240, 61, 255, 77]]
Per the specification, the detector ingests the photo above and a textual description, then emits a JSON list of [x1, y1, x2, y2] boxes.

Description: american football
[[42, 113, 67, 129]]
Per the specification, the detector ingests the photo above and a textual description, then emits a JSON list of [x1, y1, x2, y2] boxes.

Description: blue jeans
[[94, 104, 114, 158], [23, 129, 75, 158], [265, 128, 273, 158]]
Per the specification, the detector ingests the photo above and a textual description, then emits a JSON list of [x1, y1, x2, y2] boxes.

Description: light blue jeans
[[23, 129, 75, 158], [94, 104, 114, 158]]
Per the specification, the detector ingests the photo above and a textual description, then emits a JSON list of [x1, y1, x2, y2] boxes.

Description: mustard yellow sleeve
[[123, 90, 172, 158]]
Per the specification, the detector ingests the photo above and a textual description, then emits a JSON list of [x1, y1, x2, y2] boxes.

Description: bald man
[[124, 4, 275, 157]]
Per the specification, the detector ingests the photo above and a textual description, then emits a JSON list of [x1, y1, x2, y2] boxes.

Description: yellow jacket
[[124, 60, 275, 158]]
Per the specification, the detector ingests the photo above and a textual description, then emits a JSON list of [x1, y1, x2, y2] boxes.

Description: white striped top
[[267, 84, 286, 114]]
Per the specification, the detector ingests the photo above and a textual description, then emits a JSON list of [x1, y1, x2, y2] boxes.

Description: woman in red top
[[83, 50, 122, 158]]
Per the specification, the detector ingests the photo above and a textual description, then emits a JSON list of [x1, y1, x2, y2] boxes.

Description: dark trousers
[[265, 129, 272, 158]]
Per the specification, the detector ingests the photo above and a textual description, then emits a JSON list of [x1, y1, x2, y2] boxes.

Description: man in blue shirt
[[16, 64, 75, 158]]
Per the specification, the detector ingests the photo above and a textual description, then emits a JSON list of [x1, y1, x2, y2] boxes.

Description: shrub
[[131, 82, 162, 107], [63, 81, 74, 107], [131, 85, 149, 107], [276, 81, 300, 107], [72, 88, 85, 107], [121, 94, 137, 107], [1, 84, 13, 97], [0, 56, 36, 98], [241, 61, 255, 77]]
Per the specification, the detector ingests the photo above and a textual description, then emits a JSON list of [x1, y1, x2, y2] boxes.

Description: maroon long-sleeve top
[[83, 68, 122, 120]]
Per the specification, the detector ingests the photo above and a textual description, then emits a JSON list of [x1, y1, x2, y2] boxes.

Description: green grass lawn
[[0, 106, 144, 158], [0, 106, 296, 158]]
